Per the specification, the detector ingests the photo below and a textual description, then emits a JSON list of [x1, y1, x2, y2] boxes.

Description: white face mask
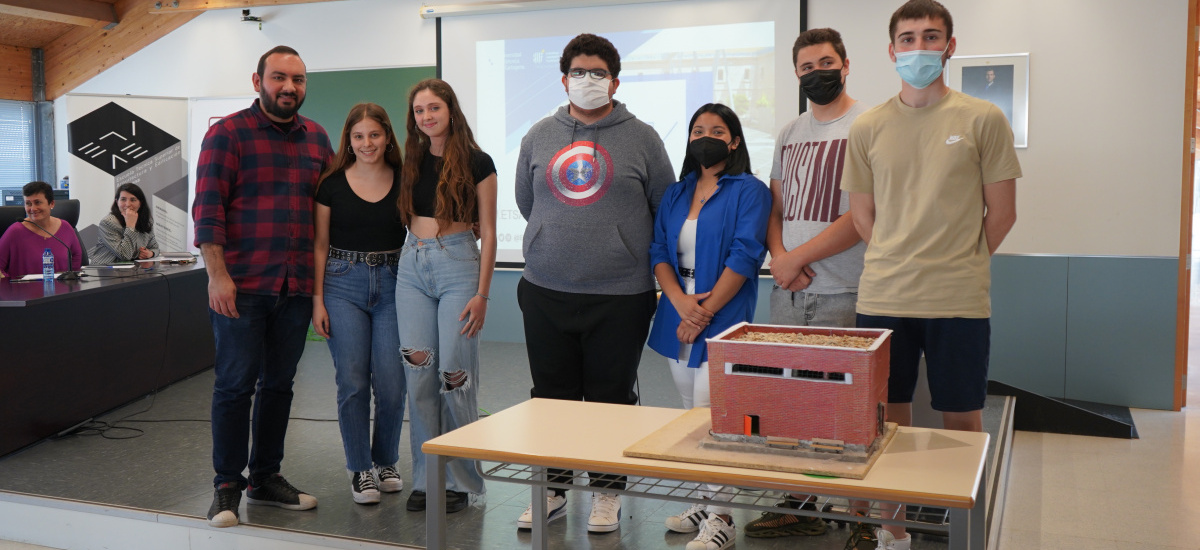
[[568, 76, 612, 110]]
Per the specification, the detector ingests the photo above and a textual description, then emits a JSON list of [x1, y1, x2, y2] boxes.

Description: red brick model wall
[[707, 325, 890, 447]]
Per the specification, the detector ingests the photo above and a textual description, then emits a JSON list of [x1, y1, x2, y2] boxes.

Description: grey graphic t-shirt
[[770, 101, 868, 294]]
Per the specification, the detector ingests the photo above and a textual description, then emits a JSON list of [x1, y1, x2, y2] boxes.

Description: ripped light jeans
[[395, 230, 485, 495]]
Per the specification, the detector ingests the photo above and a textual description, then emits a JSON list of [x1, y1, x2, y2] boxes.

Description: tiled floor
[[0, 340, 996, 550]]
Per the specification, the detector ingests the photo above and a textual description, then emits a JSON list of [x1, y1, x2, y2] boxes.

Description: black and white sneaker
[[665, 502, 710, 533], [374, 464, 404, 493], [207, 482, 242, 528], [687, 515, 735, 550], [246, 473, 317, 510], [351, 470, 381, 505]]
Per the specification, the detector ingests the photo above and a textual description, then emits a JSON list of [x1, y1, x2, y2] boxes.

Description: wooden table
[[423, 398, 988, 549]]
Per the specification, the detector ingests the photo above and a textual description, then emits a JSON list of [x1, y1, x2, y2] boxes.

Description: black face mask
[[799, 68, 845, 106], [688, 136, 732, 168]]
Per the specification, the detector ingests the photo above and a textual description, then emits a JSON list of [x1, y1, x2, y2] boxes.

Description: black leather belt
[[328, 247, 399, 267], [678, 267, 695, 278]]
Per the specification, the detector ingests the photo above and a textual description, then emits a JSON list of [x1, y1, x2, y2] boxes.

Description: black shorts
[[856, 314, 990, 413]]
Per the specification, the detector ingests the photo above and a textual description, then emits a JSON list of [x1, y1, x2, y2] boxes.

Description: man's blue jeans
[[210, 291, 312, 488]]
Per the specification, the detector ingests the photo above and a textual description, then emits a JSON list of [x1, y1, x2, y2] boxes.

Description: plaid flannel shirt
[[192, 100, 333, 296]]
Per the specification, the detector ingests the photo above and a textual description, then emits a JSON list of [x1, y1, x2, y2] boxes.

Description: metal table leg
[[970, 470, 987, 549], [948, 468, 987, 550], [531, 466, 548, 550], [426, 454, 448, 549]]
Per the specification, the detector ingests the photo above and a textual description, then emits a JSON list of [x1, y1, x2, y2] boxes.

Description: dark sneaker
[[406, 490, 427, 511], [351, 470, 381, 505], [844, 517, 880, 550], [246, 473, 317, 511], [745, 503, 828, 538], [406, 490, 470, 512], [447, 490, 469, 513], [207, 482, 242, 528], [374, 464, 404, 493]]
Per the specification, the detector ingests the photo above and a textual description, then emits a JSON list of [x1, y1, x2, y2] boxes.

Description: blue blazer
[[647, 170, 770, 368]]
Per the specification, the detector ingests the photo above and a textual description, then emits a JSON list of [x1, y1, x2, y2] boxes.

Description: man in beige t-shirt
[[841, 1, 1021, 547]]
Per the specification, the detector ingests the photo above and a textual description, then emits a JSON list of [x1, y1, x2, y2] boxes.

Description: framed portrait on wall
[[947, 53, 1029, 148]]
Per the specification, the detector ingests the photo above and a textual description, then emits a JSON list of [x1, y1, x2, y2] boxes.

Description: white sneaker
[[665, 502, 709, 533], [587, 492, 621, 533], [686, 514, 735, 550], [516, 492, 568, 530], [874, 527, 912, 550]]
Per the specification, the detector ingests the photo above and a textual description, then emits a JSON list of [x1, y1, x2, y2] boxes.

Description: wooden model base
[[624, 408, 898, 479]]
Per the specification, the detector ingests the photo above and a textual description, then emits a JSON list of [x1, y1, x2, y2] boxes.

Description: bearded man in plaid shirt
[[192, 45, 333, 528]]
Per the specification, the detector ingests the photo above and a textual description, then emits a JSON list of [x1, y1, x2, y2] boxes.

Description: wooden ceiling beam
[[148, 0, 342, 14], [43, 0, 199, 100], [0, 0, 117, 28]]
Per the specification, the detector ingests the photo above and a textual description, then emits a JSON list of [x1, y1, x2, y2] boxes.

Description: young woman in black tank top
[[394, 78, 497, 513]]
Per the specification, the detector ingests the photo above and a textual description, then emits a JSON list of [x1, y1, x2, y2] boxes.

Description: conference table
[[0, 261, 213, 457], [423, 399, 989, 550]]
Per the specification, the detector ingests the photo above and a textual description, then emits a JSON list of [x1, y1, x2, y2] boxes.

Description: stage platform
[[0, 341, 1012, 550]]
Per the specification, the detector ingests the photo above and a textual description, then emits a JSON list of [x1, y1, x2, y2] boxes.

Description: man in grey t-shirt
[[747, 27, 869, 543], [766, 28, 865, 329]]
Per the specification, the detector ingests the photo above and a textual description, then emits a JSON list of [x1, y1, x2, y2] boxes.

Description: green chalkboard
[[302, 66, 436, 150]]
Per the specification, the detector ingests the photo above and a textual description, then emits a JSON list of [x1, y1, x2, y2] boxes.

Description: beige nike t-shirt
[[842, 90, 1021, 318]]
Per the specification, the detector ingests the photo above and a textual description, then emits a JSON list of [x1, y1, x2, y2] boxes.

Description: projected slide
[[474, 22, 777, 264]]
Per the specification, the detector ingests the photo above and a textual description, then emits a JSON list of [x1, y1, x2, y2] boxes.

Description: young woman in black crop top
[[394, 78, 496, 512], [312, 103, 408, 505]]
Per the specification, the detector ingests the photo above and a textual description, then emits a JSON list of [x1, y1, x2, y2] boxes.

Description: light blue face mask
[[894, 46, 947, 89]]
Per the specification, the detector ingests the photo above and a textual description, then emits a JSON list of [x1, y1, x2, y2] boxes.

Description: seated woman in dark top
[[90, 183, 159, 264], [0, 181, 82, 278]]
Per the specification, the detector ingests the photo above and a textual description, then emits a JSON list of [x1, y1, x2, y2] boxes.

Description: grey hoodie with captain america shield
[[515, 100, 675, 295]]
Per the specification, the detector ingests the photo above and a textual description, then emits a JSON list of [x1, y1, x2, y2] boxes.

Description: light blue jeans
[[395, 230, 485, 495], [322, 256, 406, 473]]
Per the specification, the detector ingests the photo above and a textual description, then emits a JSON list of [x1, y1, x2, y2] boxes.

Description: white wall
[[54, 0, 438, 181], [811, 0, 1189, 257], [53, 0, 1191, 258]]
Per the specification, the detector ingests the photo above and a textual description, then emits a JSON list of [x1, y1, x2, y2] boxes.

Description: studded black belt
[[328, 247, 400, 267], [678, 267, 695, 278]]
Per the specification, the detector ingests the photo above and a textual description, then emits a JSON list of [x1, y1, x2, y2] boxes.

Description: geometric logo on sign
[[68, 102, 180, 176]]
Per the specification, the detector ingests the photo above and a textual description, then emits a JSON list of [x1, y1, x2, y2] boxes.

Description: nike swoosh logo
[[945, 135, 963, 145]]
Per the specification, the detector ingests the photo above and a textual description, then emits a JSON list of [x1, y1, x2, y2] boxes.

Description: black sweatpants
[[517, 277, 656, 491]]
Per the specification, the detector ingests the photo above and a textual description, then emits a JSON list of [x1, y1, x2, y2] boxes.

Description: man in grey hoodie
[[514, 33, 675, 535]]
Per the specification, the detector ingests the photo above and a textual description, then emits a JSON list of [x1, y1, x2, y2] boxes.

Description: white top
[[677, 218, 697, 272]]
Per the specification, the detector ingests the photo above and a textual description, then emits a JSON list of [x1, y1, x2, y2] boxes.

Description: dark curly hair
[[559, 33, 621, 78], [109, 183, 154, 233], [22, 181, 54, 204]]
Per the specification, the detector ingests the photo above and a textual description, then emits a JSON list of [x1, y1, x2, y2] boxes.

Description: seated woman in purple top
[[0, 181, 83, 279]]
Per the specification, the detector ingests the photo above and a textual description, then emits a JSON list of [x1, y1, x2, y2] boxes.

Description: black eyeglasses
[[567, 68, 612, 81]]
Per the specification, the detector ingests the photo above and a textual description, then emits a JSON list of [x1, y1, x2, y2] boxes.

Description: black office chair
[[0, 205, 24, 238]]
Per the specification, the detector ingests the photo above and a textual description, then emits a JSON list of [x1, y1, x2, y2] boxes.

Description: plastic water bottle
[[42, 247, 54, 280]]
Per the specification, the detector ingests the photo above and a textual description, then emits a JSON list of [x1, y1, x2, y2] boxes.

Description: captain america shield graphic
[[545, 141, 614, 206]]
